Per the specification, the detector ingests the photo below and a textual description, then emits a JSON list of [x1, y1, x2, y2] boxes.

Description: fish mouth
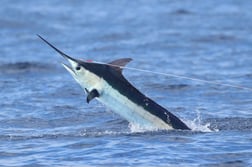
[[62, 63, 76, 76], [61, 54, 78, 76]]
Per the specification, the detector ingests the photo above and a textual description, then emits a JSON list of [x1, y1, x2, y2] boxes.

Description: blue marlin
[[38, 35, 190, 130]]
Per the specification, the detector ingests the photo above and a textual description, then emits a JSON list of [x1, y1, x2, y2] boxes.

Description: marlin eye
[[76, 66, 81, 71]]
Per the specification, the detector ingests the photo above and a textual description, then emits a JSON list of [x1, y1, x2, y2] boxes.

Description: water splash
[[185, 109, 219, 132], [128, 123, 160, 133], [128, 110, 218, 133], [79, 128, 133, 137]]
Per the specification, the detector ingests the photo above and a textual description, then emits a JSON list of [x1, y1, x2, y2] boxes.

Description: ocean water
[[1, 0, 252, 166]]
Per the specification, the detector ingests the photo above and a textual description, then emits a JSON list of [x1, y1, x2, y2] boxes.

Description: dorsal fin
[[108, 58, 132, 73]]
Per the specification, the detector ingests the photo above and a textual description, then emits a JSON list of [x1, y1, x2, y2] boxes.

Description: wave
[[0, 62, 57, 74], [1, 116, 252, 142], [171, 9, 193, 15], [205, 117, 252, 131]]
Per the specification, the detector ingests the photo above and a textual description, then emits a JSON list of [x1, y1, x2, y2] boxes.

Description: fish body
[[38, 35, 190, 130]]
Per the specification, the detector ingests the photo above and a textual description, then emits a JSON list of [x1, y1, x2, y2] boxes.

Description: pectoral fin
[[86, 89, 100, 103]]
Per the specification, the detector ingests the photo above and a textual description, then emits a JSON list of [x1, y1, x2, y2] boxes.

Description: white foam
[[128, 123, 159, 133], [184, 109, 219, 132], [184, 120, 215, 132], [129, 108, 220, 133]]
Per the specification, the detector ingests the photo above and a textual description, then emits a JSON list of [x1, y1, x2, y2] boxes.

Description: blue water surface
[[1, 0, 252, 166]]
